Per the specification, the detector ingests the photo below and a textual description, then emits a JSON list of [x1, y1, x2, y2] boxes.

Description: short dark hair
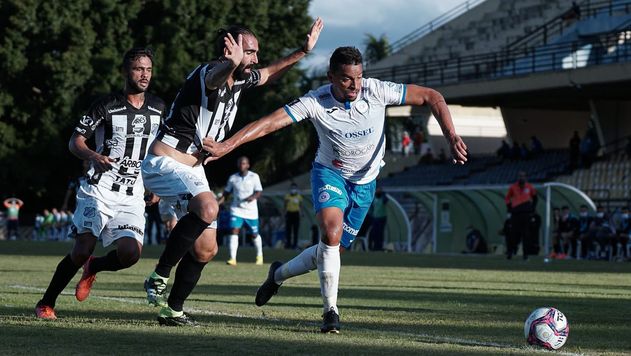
[[122, 47, 154, 71], [329, 47, 363, 73], [214, 25, 256, 59]]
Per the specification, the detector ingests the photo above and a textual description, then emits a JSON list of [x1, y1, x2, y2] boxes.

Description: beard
[[126, 77, 148, 94], [234, 64, 252, 81]]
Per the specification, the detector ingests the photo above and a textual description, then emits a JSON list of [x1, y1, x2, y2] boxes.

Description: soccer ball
[[524, 307, 569, 350]]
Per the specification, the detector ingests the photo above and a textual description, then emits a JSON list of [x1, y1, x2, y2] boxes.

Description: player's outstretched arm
[[404, 84, 468, 165], [257, 17, 324, 86], [203, 107, 294, 164]]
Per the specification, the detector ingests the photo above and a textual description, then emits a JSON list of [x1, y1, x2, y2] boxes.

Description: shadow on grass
[[3, 240, 631, 273]]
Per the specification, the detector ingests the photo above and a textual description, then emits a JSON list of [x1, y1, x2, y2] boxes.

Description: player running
[[141, 18, 323, 326], [35, 48, 164, 319], [203, 46, 468, 333]]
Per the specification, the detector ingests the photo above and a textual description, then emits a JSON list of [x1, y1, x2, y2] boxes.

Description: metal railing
[[389, 0, 487, 54], [366, 25, 631, 86], [506, 0, 631, 51]]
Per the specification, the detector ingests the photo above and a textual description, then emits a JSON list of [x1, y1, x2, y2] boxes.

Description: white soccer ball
[[524, 307, 569, 350]]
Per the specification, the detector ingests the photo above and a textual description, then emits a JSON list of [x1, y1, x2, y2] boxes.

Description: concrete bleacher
[[556, 152, 631, 202], [370, 0, 571, 71], [380, 150, 569, 187]]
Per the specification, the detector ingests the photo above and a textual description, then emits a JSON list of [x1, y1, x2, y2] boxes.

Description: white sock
[[275, 244, 318, 284], [229, 234, 239, 260], [316, 241, 340, 314], [253, 235, 263, 257]]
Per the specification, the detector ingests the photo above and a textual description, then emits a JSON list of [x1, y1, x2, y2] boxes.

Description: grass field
[[1, 240, 630, 355]]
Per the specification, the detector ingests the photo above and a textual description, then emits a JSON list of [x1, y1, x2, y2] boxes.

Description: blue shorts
[[230, 215, 259, 236], [311, 162, 376, 249]]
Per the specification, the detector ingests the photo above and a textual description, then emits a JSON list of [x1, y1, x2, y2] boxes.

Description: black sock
[[89, 250, 124, 273], [38, 254, 80, 308], [155, 212, 209, 278], [167, 252, 207, 312]]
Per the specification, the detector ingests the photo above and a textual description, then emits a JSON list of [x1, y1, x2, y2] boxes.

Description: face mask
[[518, 178, 525, 185], [597, 212, 604, 218], [580, 212, 588, 217], [290, 189, 298, 195]]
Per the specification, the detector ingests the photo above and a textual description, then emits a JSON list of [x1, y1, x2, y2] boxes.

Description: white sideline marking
[[9, 284, 584, 355]]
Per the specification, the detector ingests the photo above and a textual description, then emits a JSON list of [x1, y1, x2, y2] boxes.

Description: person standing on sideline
[[203, 46, 467, 333], [35, 48, 164, 320], [505, 171, 538, 260], [140, 19, 324, 326], [284, 183, 303, 249], [3, 197, 24, 240], [221, 156, 264, 266], [368, 187, 387, 251]]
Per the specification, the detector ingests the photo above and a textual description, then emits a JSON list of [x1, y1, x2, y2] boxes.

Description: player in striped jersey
[[141, 18, 324, 326], [35, 48, 165, 320]]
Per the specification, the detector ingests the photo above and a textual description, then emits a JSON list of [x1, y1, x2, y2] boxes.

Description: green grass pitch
[[1, 240, 630, 355]]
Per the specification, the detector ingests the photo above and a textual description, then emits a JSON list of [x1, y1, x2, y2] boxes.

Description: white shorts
[[72, 188, 145, 247], [142, 154, 210, 198], [143, 154, 217, 229]]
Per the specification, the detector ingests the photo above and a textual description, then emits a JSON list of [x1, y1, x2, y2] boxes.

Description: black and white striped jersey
[[157, 61, 260, 154], [74, 91, 165, 198]]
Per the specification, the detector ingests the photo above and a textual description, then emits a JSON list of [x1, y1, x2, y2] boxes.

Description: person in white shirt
[[220, 156, 264, 265], [203, 46, 467, 333]]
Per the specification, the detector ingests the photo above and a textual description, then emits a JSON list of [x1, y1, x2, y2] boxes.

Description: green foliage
[[364, 33, 391, 64], [0, 0, 314, 212]]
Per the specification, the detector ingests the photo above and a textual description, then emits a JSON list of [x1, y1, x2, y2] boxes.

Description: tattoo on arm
[[205, 59, 236, 90]]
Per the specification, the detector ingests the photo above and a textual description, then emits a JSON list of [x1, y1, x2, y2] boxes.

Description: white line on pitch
[[9, 284, 584, 355]]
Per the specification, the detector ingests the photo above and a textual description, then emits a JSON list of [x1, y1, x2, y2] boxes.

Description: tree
[[0, 0, 314, 215], [364, 33, 391, 64]]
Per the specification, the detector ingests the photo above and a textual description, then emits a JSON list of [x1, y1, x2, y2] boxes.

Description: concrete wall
[[501, 107, 591, 148], [591, 99, 631, 148]]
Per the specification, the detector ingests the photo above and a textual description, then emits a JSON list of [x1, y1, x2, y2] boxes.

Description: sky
[[302, 0, 467, 71]]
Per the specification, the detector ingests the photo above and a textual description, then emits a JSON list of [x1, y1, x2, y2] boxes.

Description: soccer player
[[221, 156, 264, 266], [35, 47, 165, 319], [203, 46, 468, 333], [141, 18, 324, 326]]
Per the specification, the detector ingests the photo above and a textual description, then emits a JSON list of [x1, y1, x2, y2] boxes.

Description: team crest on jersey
[[105, 139, 118, 148], [132, 115, 147, 134], [79, 115, 94, 127], [83, 207, 96, 218], [355, 100, 369, 113], [318, 191, 330, 203]]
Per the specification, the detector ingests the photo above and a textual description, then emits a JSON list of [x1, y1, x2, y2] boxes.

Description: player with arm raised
[[141, 18, 323, 326], [204, 46, 467, 333]]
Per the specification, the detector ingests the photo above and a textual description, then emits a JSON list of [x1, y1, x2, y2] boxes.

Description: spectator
[[520, 143, 530, 160], [505, 171, 538, 260], [587, 205, 616, 260], [558, 206, 579, 259], [412, 128, 424, 155], [284, 183, 303, 249], [497, 140, 511, 160], [569, 131, 581, 170], [144, 200, 162, 245], [437, 148, 447, 163], [530, 135, 543, 156], [511, 141, 521, 161], [368, 187, 388, 251], [3, 197, 24, 240], [419, 148, 434, 164], [464, 226, 488, 254], [550, 207, 561, 258], [401, 131, 412, 156], [614, 206, 630, 260], [577, 204, 592, 259]]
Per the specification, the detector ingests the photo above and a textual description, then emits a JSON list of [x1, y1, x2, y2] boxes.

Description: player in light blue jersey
[[204, 47, 468, 333]]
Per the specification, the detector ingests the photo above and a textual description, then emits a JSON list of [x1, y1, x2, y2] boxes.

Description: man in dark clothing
[[505, 171, 538, 259]]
